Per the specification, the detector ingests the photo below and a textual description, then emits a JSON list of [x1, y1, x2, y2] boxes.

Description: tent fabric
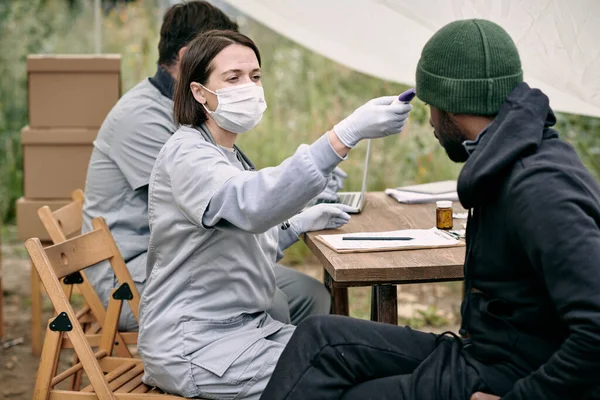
[[222, 0, 600, 118]]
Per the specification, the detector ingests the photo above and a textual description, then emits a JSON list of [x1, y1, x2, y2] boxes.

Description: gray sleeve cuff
[[277, 225, 300, 261], [307, 132, 346, 176]]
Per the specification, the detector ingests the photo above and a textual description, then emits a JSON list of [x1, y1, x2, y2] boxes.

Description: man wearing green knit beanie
[[416, 18, 523, 163], [416, 19, 600, 400], [259, 19, 600, 400]]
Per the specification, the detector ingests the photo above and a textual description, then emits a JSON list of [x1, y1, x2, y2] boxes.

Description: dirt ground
[[0, 226, 461, 399]]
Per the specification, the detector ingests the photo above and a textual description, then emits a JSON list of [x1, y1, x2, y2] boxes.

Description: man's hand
[[471, 392, 500, 400]]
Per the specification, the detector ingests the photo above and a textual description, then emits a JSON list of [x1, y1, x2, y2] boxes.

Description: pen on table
[[342, 236, 414, 241]]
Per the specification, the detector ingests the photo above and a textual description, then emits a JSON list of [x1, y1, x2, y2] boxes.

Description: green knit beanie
[[416, 19, 523, 116]]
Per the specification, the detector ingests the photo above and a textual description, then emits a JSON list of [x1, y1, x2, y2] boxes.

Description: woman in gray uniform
[[138, 30, 412, 400]]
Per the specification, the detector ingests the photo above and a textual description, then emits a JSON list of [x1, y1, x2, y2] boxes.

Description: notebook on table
[[385, 180, 458, 204], [315, 227, 464, 254]]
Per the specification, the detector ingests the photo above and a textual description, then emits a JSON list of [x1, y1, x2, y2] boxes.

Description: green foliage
[[398, 305, 450, 329], [0, 0, 76, 222], [0, 0, 160, 223], [557, 112, 600, 181]]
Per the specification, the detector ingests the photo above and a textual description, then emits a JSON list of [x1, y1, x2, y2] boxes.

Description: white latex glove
[[314, 183, 338, 202], [333, 96, 412, 148], [314, 167, 348, 202], [289, 204, 353, 235]]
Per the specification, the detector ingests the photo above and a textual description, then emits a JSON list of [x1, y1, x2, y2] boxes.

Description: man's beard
[[436, 112, 470, 163]]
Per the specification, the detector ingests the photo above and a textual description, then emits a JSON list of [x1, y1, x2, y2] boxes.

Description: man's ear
[[177, 46, 188, 62], [170, 46, 189, 80], [190, 82, 207, 105]]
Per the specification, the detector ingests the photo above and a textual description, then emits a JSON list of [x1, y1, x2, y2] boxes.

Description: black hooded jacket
[[457, 83, 600, 400]]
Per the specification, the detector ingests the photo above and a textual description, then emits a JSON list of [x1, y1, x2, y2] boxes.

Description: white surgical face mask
[[201, 82, 267, 134]]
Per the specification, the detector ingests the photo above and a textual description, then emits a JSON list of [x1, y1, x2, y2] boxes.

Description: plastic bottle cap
[[436, 200, 453, 209]]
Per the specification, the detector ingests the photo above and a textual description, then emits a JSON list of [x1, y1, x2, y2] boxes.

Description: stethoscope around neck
[[194, 124, 256, 171]]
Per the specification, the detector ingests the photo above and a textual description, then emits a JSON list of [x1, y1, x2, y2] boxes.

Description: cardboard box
[[16, 197, 71, 241], [22, 126, 96, 199], [27, 54, 121, 128]]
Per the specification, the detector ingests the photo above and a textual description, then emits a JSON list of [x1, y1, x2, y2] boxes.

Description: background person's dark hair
[[158, 0, 239, 66], [174, 30, 261, 127]]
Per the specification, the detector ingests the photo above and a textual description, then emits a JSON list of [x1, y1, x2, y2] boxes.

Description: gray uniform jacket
[[138, 124, 343, 397], [82, 70, 302, 331], [82, 77, 176, 329]]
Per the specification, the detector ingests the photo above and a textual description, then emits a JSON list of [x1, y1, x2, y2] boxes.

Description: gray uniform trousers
[[110, 262, 331, 331]]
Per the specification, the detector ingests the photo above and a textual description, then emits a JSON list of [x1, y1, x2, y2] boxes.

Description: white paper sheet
[[396, 180, 457, 195], [385, 188, 459, 204], [316, 227, 461, 252]]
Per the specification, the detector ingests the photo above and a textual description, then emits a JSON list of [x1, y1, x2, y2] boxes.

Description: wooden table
[[304, 192, 466, 324]]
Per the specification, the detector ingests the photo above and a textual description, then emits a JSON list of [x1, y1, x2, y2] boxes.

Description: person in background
[[82, 0, 342, 331], [259, 19, 600, 400], [137, 29, 412, 399]]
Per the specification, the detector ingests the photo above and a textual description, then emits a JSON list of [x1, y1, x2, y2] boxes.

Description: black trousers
[[260, 315, 493, 400]]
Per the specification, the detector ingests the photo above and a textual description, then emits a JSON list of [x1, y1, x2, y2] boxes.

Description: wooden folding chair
[[37, 190, 92, 328], [38, 191, 139, 389], [38, 189, 85, 244], [26, 217, 178, 400], [32, 189, 86, 355]]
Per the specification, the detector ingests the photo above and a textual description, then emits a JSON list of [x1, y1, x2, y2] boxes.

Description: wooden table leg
[[324, 269, 348, 316], [372, 285, 398, 325], [31, 262, 42, 356], [331, 288, 349, 316], [370, 286, 378, 321]]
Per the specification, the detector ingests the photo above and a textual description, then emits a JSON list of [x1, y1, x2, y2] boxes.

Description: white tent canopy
[[222, 0, 600, 118]]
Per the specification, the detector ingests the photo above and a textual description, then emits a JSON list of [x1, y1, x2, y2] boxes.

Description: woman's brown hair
[[173, 29, 261, 126]]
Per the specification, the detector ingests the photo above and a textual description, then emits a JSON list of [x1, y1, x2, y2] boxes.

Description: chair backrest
[[37, 191, 140, 362], [38, 189, 84, 243], [37, 194, 140, 324], [41, 216, 141, 322], [25, 218, 163, 400]]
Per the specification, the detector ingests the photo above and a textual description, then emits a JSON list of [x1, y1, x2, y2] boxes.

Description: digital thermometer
[[392, 88, 416, 104]]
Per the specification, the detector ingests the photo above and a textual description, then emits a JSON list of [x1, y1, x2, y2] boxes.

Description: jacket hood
[[458, 82, 557, 209]]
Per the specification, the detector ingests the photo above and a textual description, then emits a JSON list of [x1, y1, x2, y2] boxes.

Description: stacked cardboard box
[[16, 54, 121, 242]]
